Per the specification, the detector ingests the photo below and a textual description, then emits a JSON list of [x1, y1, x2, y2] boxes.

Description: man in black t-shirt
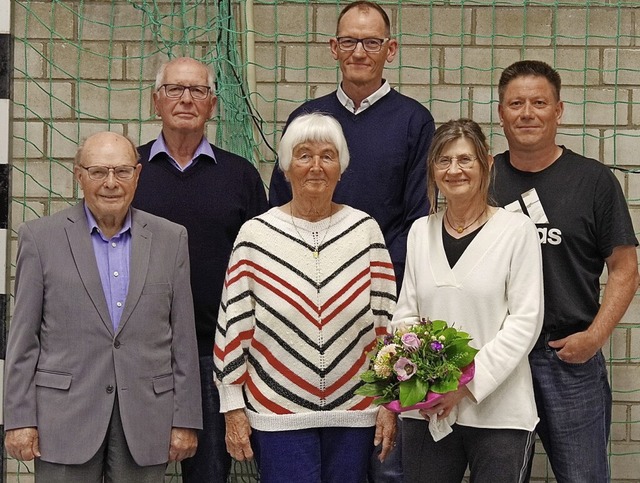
[[490, 60, 639, 483]]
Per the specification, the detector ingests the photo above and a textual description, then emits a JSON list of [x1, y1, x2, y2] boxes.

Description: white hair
[[278, 113, 350, 174], [154, 57, 215, 91]]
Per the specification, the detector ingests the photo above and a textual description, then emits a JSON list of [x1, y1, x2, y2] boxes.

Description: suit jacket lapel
[[117, 210, 151, 335], [65, 203, 114, 335]]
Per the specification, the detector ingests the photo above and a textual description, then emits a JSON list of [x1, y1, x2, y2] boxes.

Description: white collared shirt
[[336, 80, 391, 115]]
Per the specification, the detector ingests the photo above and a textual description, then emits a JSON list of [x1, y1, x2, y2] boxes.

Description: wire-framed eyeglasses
[[79, 165, 138, 181], [160, 84, 211, 100], [336, 37, 389, 53], [434, 155, 477, 170]]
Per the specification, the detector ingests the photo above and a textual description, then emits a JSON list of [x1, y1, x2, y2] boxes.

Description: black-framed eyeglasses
[[336, 37, 389, 53], [434, 155, 477, 170], [160, 84, 211, 100], [79, 165, 138, 181]]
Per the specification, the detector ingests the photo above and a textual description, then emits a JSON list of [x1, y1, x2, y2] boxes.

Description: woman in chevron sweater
[[213, 113, 398, 483]]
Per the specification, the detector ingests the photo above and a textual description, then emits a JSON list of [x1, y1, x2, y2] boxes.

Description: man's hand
[[548, 331, 600, 364], [168, 427, 198, 462], [374, 406, 397, 462], [5, 428, 40, 461], [224, 408, 253, 461]]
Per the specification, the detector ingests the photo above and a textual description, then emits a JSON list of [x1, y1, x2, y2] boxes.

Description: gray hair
[[155, 57, 216, 92], [278, 113, 350, 174]]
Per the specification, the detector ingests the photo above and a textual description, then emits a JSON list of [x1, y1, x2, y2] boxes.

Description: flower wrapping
[[355, 318, 479, 412]]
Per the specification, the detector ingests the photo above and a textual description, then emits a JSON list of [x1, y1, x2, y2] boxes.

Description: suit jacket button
[[114, 340, 121, 349], [106, 385, 114, 394]]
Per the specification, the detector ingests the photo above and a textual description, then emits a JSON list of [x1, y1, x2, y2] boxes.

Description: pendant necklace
[[445, 208, 485, 234], [290, 206, 333, 258]]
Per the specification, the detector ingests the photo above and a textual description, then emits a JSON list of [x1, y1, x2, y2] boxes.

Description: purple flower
[[401, 333, 422, 352], [383, 334, 394, 345], [394, 357, 417, 381], [430, 341, 444, 352]]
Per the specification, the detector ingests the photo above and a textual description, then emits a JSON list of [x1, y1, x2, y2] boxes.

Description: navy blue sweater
[[134, 140, 268, 355], [269, 89, 434, 287]]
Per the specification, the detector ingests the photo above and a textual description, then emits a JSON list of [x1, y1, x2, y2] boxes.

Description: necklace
[[290, 206, 333, 258], [445, 208, 485, 234]]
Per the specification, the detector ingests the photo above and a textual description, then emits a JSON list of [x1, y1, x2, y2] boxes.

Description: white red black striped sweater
[[214, 206, 396, 431]]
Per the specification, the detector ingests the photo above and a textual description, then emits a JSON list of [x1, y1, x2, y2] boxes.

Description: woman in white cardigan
[[395, 119, 543, 483]]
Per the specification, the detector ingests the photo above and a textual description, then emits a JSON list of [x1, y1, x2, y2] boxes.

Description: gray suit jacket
[[4, 203, 202, 466]]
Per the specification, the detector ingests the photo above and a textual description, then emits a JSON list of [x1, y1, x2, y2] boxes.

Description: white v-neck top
[[394, 208, 544, 430]]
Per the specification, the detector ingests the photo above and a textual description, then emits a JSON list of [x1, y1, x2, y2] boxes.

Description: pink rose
[[401, 332, 422, 352]]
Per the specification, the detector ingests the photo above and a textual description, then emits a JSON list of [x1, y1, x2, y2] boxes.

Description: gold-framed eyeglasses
[[434, 155, 477, 170], [160, 84, 211, 100], [79, 165, 138, 181], [336, 37, 389, 53]]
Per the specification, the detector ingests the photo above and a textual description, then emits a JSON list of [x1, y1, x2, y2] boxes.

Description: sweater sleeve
[[391, 220, 423, 330], [247, 163, 269, 218], [467, 216, 544, 404], [386, 107, 435, 286], [213, 225, 257, 413], [368, 220, 397, 336]]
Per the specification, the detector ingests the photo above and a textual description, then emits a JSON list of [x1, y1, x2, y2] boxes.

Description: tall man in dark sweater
[[270, 1, 434, 292], [133, 57, 268, 483], [269, 2, 435, 482]]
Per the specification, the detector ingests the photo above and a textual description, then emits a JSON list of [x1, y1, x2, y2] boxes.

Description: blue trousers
[[530, 345, 612, 483], [251, 426, 376, 483], [180, 355, 232, 483]]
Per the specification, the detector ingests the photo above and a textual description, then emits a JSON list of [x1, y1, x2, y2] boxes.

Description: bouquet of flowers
[[355, 318, 479, 412]]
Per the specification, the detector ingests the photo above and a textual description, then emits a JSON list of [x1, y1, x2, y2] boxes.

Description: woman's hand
[[224, 408, 254, 461], [419, 385, 472, 421], [374, 406, 397, 462]]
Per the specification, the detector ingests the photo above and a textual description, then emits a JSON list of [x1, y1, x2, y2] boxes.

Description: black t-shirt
[[490, 147, 637, 336]]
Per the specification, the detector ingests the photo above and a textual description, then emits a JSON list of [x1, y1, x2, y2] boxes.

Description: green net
[[9, 1, 640, 481]]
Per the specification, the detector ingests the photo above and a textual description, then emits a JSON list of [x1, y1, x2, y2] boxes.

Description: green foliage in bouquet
[[355, 318, 479, 408]]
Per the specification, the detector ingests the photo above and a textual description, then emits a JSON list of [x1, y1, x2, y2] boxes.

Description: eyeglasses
[[160, 84, 211, 100], [79, 165, 138, 181], [293, 153, 338, 165], [336, 37, 389, 53], [434, 155, 477, 170]]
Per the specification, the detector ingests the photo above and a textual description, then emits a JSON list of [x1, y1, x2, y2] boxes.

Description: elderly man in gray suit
[[3, 131, 202, 482]]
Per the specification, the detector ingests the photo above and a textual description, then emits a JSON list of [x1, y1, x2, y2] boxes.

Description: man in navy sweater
[[269, 2, 435, 481], [133, 57, 268, 483], [270, 1, 434, 292]]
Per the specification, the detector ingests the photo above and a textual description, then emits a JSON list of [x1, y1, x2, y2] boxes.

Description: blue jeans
[[180, 355, 232, 483], [530, 344, 612, 483], [251, 426, 376, 483]]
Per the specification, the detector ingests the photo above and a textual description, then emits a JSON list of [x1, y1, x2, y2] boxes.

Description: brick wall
[[8, 1, 640, 482]]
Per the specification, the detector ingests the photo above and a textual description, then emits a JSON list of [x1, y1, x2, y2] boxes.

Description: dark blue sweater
[[134, 140, 268, 355], [269, 89, 434, 287]]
